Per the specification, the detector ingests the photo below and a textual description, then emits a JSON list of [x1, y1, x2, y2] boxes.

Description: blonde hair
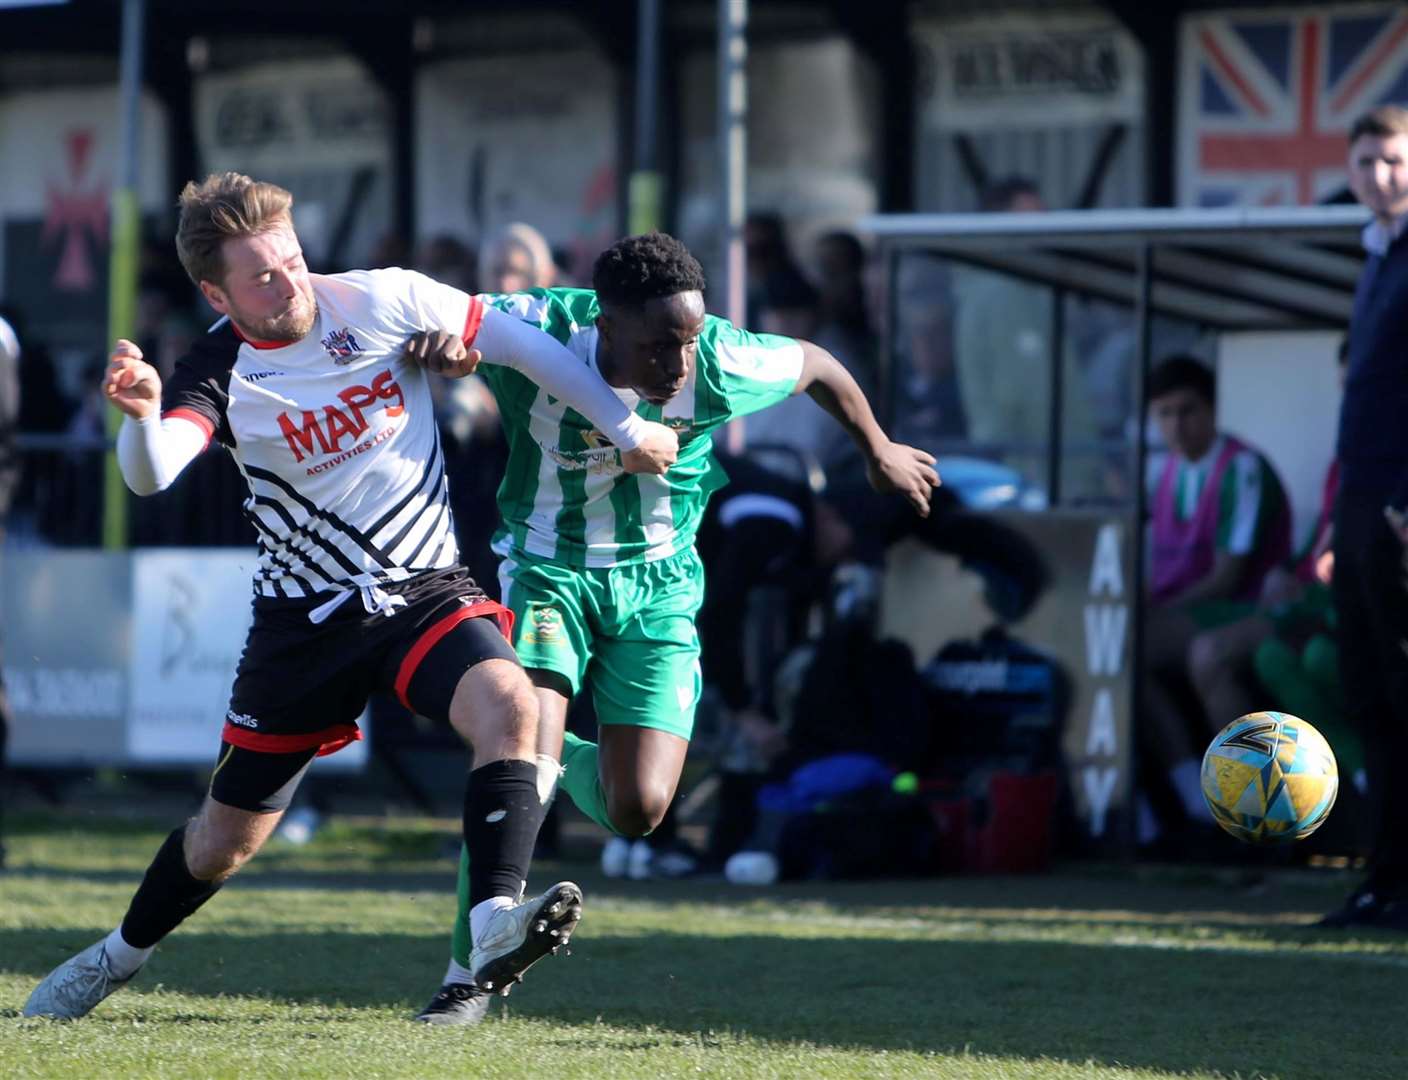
[[478, 222, 556, 290], [175, 172, 294, 287], [1349, 104, 1408, 144]]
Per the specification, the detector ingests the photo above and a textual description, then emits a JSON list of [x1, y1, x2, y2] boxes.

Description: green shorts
[[497, 547, 705, 740]]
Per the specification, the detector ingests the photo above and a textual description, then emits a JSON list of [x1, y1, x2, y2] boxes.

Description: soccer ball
[[1200, 711, 1338, 844]]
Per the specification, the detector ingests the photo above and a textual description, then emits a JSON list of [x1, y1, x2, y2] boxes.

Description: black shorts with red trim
[[221, 565, 516, 760]]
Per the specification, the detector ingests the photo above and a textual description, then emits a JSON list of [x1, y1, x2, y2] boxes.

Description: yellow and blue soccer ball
[[1200, 711, 1338, 844]]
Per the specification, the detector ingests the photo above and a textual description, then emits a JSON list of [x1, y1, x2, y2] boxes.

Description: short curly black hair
[[592, 232, 707, 309]]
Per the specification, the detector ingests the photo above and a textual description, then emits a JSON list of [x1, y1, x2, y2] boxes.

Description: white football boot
[[470, 881, 582, 995], [24, 939, 136, 1019]]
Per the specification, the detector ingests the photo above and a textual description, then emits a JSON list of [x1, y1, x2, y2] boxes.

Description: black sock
[[119, 826, 223, 948], [464, 759, 544, 908]]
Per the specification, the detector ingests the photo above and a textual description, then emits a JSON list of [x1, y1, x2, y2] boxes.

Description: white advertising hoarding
[[5, 548, 367, 769]]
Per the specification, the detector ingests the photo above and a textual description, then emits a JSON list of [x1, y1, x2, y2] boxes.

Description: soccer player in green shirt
[[412, 232, 939, 1024]]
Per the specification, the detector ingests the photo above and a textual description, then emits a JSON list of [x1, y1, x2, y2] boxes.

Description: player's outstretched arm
[[793, 340, 941, 517], [403, 315, 678, 475], [108, 339, 207, 495]]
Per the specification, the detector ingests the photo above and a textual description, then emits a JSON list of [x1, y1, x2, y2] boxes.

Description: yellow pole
[[103, 0, 145, 550], [103, 186, 139, 550]]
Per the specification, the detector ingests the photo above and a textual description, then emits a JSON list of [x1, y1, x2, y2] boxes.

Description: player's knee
[[448, 659, 538, 756], [184, 828, 264, 883], [606, 784, 673, 838]]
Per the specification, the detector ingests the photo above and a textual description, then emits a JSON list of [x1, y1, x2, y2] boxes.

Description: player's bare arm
[[402, 328, 679, 476], [104, 338, 162, 420], [793, 340, 941, 517]]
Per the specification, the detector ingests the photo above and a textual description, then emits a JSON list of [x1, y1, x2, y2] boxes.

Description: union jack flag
[[1179, 6, 1408, 207]]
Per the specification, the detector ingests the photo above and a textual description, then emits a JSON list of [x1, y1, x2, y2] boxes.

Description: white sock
[[103, 927, 154, 979], [443, 958, 476, 986], [1171, 759, 1209, 821], [468, 895, 517, 946]]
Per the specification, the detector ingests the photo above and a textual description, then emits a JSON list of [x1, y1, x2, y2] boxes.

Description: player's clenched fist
[[621, 421, 678, 475], [402, 329, 483, 378], [104, 339, 162, 420]]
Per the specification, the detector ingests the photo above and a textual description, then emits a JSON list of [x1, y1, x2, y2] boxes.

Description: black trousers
[[1333, 491, 1408, 891]]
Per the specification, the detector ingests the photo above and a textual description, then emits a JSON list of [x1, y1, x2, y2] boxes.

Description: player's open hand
[[403, 330, 482, 378], [103, 339, 161, 420], [865, 439, 941, 518], [621, 421, 678, 475]]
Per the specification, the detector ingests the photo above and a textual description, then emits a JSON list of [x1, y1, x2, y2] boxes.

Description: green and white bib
[[478, 288, 802, 567]]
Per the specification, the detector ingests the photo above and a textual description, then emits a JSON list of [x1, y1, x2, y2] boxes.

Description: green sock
[[451, 843, 472, 970], [558, 731, 621, 835], [450, 732, 622, 968]]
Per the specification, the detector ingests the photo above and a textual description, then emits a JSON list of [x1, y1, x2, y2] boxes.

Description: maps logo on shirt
[[321, 327, 364, 364]]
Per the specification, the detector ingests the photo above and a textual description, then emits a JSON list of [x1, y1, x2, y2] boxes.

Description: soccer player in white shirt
[[24, 172, 679, 1021]]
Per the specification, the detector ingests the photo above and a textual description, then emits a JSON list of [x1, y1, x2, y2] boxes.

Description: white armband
[[473, 305, 646, 450]]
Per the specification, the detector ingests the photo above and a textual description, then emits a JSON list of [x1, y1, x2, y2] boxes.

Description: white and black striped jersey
[[162, 268, 479, 601]]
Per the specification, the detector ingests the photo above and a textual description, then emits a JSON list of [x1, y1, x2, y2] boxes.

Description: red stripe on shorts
[[394, 599, 514, 712], [221, 722, 363, 758]]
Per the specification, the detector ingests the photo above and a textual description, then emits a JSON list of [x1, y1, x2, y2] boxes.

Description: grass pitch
[[3, 811, 1407, 1079]]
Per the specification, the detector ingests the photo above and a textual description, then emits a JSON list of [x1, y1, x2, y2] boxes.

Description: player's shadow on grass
[[4, 925, 1405, 1078], [511, 929, 1408, 1080]]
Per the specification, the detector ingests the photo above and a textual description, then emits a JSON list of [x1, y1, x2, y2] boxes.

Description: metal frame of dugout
[[860, 205, 1368, 855]]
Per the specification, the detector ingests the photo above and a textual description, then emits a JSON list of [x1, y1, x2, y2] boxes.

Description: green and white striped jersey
[[478, 288, 803, 567], [1145, 436, 1289, 555]]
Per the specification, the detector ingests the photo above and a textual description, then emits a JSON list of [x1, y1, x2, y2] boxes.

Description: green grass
[[3, 812, 1407, 1079]]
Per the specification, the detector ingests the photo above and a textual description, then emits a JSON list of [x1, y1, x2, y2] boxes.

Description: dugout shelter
[[863, 204, 1367, 856]]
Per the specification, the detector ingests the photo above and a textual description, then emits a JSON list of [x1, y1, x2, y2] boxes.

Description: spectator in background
[[479, 222, 557, 296], [1140, 356, 1290, 844], [5, 314, 74, 545], [1320, 104, 1408, 929], [951, 177, 1097, 498], [417, 234, 477, 294], [367, 231, 414, 271], [812, 231, 876, 379], [890, 254, 966, 451], [743, 212, 814, 330], [0, 312, 18, 868]]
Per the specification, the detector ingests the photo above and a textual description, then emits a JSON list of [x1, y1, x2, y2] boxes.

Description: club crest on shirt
[[579, 417, 693, 453], [521, 604, 565, 646], [321, 327, 364, 364], [664, 417, 694, 439]]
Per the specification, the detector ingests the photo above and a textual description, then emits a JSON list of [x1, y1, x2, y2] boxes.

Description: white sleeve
[[116, 413, 209, 495], [471, 305, 647, 450], [395, 267, 473, 336]]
